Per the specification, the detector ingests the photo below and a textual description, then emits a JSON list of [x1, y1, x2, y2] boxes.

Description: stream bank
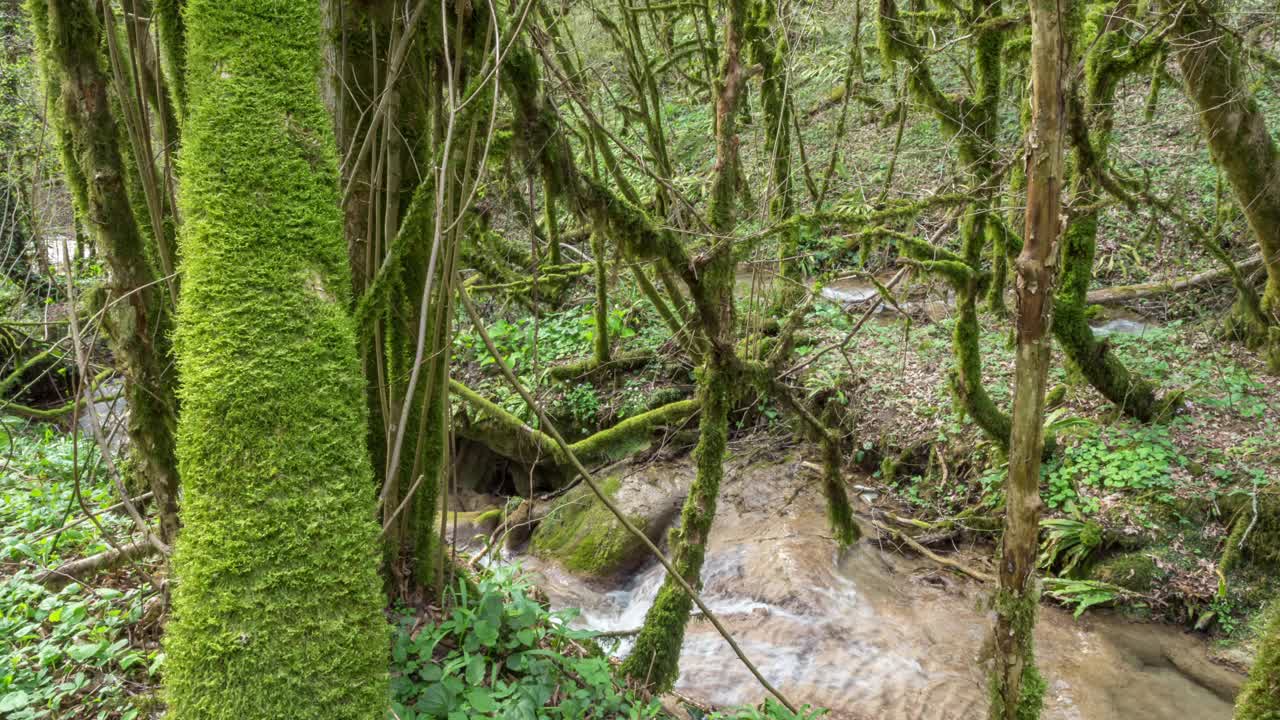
[[464, 452, 1245, 719]]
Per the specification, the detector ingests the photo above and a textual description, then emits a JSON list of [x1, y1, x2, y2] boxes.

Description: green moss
[[163, 2, 387, 719], [1235, 603, 1280, 720], [1222, 492, 1280, 576], [988, 587, 1047, 720], [531, 478, 650, 576], [822, 434, 859, 546], [1054, 202, 1159, 421], [621, 359, 731, 692], [1090, 552, 1165, 594], [153, 0, 187, 121], [571, 399, 699, 466], [1044, 384, 1067, 409], [29, 0, 182, 544]]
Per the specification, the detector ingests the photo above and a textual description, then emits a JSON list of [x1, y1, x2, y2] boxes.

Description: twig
[[783, 265, 910, 378], [869, 517, 994, 583], [58, 238, 168, 556], [29, 492, 155, 544]]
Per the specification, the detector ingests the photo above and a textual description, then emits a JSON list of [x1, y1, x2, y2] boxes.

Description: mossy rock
[[437, 507, 503, 545], [532, 470, 688, 578], [1090, 552, 1167, 594], [1222, 491, 1280, 575], [532, 479, 649, 576]]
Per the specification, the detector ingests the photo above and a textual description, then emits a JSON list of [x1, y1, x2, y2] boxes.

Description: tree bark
[[29, 0, 181, 545], [163, 2, 387, 718], [620, 0, 745, 691], [989, 0, 1065, 714], [1167, 0, 1280, 318], [36, 540, 156, 591]]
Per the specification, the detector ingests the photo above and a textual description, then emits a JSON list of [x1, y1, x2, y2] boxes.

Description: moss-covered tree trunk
[[1052, 7, 1163, 419], [620, 0, 745, 692], [28, 0, 181, 545], [988, 0, 1064, 712], [163, 2, 387, 718], [879, 0, 1013, 449], [747, 0, 797, 307], [591, 227, 612, 364], [153, 0, 185, 122], [1234, 606, 1280, 719], [1166, 0, 1280, 371]]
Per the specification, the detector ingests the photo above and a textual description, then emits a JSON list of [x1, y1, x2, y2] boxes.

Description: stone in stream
[[529, 463, 691, 578]]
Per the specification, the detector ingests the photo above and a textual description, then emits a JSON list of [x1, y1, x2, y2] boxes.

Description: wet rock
[[530, 464, 690, 578]]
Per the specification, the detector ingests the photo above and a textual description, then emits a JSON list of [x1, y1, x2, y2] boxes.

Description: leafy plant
[[1041, 425, 1183, 514], [389, 565, 663, 720], [1, 424, 161, 719], [1038, 518, 1104, 577], [1042, 578, 1133, 618], [700, 699, 828, 720]]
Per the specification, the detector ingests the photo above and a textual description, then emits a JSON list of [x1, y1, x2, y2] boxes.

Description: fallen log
[[1086, 254, 1264, 305], [35, 540, 157, 590]]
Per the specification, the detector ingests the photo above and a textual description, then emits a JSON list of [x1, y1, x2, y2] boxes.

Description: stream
[[486, 457, 1242, 720]]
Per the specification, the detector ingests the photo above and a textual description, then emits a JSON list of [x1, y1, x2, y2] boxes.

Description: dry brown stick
[[870, 518, 994, 583], [456, 277, 800, 714]]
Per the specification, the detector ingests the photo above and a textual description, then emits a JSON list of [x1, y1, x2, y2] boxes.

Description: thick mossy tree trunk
[[1234, 606, 1279, 719], [163, 2, 387, 718], [988, 0, 1064, 713], [28, 0, 181, 545], [620, 0, 745, 692], [1166, 0, 1280, 371]]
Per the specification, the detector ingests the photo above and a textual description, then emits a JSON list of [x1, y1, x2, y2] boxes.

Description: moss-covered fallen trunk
[[450, 378, 699, 478], [163, 2, 387, 718]]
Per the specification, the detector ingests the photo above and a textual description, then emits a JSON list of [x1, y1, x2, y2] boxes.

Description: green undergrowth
[[454, 287, 676, 433], [389, 564, 827, 720], [1041, 424, 1184, 515], [389, 565, 662, 720], [0, 423, 162, 720]]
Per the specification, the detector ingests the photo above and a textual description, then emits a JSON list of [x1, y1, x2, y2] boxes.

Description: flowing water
[[496, 459, 1241, 720], [1089, 309, 1158, 337]]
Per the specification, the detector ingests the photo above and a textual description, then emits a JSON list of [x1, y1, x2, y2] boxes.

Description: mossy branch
[[450, 379, 699, 470]]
